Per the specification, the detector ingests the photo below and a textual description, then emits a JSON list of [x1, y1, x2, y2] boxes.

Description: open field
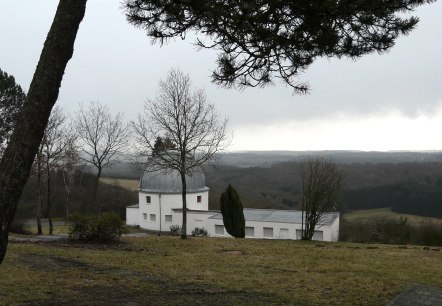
[[100, 178, 139, 192], [2, 237, 442, 305], [343, 207, 442, 226]]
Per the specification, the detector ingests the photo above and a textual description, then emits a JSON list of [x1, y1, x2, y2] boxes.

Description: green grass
[[2, 237, 442, 305], [343, 207, 442, 226], [100, 178, 139, 191]]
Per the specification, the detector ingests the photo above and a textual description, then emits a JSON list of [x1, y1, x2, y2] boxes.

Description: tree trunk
[[46, 164, 53, 235], [36, 154, 43, 235], [0, 0, 87, 264], [66, 188, 71, 218], [180, 172, 187, 239], [93, 167, 102, 214]]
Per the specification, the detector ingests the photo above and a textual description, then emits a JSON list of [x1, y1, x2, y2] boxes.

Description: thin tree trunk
[[36, 155, 43, 235], [180, 172, 187, 239], [93, 167, 102, 214], [0, 0, 87, 264], [66, 189, 71, 218], [62, 170, 71, 218], [46, 165, 53, 235]]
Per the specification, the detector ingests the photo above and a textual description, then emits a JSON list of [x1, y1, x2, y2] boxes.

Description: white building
[[126, 167, 340, 241]]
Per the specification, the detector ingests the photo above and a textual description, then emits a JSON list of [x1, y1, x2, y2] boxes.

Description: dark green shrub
[[191, 227, 208, 237], [96, 213, 127, 241], [67, 213, 96, 240], [220, 184, 245, 238], [170, 225, 181, 235], [412, 221, 442, 246], [68, 213, 126, 242]]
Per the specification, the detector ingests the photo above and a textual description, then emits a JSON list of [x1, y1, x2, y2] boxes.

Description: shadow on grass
[[18, 252, 288, 305]]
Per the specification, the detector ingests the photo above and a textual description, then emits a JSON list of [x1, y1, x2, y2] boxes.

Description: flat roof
[[209, 208, 339, 226], [127, 204, 139, 209]]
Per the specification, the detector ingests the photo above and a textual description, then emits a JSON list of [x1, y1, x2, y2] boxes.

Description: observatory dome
[[139, 166, 208, 193]]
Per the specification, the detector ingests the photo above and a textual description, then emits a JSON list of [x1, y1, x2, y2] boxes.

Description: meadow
[[343, 207, 442, 226], [2, 236, 442, 305]]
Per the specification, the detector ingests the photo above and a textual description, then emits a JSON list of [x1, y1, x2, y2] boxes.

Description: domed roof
[[139, 166, 209, 193]]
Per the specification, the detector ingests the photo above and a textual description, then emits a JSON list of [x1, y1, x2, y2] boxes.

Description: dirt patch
[[223, 250, 243, 255]]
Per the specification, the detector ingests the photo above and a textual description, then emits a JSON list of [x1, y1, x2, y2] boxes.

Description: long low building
[[126, 166, 339, 242]]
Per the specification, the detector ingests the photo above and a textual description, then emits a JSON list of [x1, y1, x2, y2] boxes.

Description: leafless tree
[[132, 68, 229, 239], [75, 101, 128, 213], [41, 106, 70, 234], [300, 157, 344, 240], [60, 127, 80, 218]]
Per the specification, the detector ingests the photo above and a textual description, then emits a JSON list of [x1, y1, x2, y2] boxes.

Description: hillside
[[2, 237, 442, 305], [99, 153, 442, 218]]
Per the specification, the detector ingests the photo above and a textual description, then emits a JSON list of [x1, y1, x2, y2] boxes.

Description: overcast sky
[[1, 0, 441, 151]]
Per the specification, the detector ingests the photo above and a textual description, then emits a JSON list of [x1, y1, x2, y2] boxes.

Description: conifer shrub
[[220, 184, 245, 238]]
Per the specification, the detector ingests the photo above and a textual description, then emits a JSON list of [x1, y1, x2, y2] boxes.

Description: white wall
[[126, 207, 139, 226], [137, 191, 209, 231], [205, 216, 339, 242]]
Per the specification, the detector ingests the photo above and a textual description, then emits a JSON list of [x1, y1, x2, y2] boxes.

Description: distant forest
[[98, 151, 442, 219], [203, 161, 442, 218], [19, 151, 442, 221]]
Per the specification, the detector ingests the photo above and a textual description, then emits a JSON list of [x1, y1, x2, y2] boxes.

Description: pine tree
[[220, 184, 245, 238]]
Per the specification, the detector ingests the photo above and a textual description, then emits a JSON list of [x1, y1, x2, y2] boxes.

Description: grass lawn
[[1, 237, 442, 305], [343, 207, 442, 226], [100, 178, 139, 191]]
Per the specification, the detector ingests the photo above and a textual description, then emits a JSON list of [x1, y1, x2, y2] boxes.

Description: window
[[150, 214, 156, 222], [296, 229, 302, 240], [197, 195, 202, 203], [263, 227, 273, 238], [165, 215, 172, 222], [279, 228, 289, 239], [312, 231, 324, 241], [143, 213, 147, 221], [146, 196, 151, 204], [215, 225, 224, 235], [245, 226, 255, 237]]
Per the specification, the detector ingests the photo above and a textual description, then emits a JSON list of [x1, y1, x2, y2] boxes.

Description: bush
[[340, 217, 442, 246], [170, 225, 181, 235], [68, 213, 127, 242], [191, 227, 208, 237], [411, 221, 442, 246]]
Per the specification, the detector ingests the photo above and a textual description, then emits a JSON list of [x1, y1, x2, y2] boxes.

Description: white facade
[[126, 167, 340, 242]]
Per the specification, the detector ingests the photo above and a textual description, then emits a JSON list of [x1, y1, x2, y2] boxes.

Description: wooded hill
[[93, 151, 442, 219]]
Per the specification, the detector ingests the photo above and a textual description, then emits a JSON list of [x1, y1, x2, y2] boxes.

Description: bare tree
[[75, 101, 128, 213], [60, 128, 80, 218], [300, 157, 343, 240], [0, 0, 86, 263], [132, 68, 229, 239], [41, 106, 69, 234]]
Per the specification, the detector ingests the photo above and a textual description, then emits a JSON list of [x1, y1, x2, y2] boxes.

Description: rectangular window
[[312, 231, 324, 241], [263, 227, 273, 238], [146, 196, 151, 204], [150, 214, 156, 222], [143, 213, 147, 221], [165, 215, 172, 223], [197, 195, 202, 203], [296, 229, 302, 240], [245, 226, 255, 237], [279, 228, 289, 239], [215, 224, 224, 235]]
